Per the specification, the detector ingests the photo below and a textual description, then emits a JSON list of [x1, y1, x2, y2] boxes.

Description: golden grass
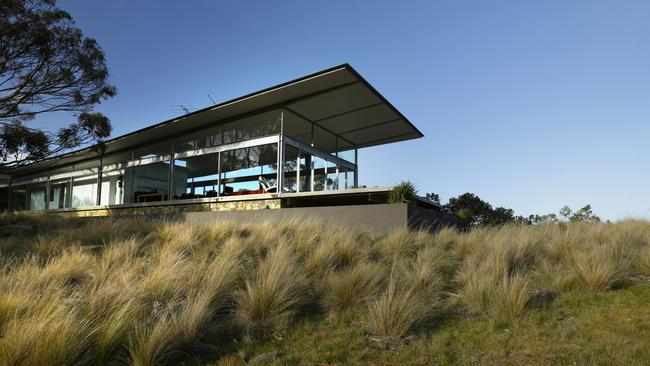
[[322, 261, 385, 314], [0, 215, 648, 363], [367, 279, 434, 338]]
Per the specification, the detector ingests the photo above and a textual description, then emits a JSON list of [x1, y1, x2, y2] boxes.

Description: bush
[[388, 181, 417, 204]]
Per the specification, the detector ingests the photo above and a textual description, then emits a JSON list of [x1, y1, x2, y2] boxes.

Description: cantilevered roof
[[6, 64, 423, 177]]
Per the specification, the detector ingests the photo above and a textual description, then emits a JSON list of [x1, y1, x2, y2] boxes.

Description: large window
[[174, 109, 282, 153], [27, 183, 46, 211], [4, 107, 359, 210], [172, 143, 278, 198], [10, 186, 27, 210], [100, 170, 124, 205], [173, 153, 219, 199], [220, 143, 277, 195], [49, 179, 70, 209], [125, 161, 170, 203], [283, 109, 312, 145], [71, 175, 98, 208]]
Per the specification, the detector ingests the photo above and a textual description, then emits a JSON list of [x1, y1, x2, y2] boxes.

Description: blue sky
[[50, 0, 650, 220]]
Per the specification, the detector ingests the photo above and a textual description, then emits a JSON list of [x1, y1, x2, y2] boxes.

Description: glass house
[[0, 64, 423, 211]]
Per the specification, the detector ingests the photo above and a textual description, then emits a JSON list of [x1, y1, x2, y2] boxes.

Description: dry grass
[[0, 215, 649, 364], [322, 261, 384, 314], [234, 243, 307, 339], [367, 279, 434, 338]]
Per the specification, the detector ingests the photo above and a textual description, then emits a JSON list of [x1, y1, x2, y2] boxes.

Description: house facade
[[0, 65, 423, 214]]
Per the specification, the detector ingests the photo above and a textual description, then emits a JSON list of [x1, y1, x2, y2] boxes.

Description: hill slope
[[0, 215, 649, 365]]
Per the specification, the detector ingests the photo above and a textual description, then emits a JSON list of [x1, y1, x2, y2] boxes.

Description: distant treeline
[[426, 191, 601, 226], [389, 181, 601, 227]]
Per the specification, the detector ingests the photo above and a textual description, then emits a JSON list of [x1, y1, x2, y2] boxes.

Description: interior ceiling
[[8, 64, 423, 177]]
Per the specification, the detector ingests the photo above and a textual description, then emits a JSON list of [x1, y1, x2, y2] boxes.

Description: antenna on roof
[[208, 94, 216, 105], [170, 105, 192, 114]]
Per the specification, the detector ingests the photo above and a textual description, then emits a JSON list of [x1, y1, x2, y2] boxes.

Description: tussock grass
[[0, 215, 649, 363], [235, 243, 306, 339], [635, 245, 650, 276], [492, 273, 532, 321], [367, 279, 434, 338], [322, 261, 384, 313], [569, 245, 630, 291]]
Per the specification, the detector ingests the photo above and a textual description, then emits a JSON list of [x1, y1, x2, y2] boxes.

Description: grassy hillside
[[1, 215, 650, 365]]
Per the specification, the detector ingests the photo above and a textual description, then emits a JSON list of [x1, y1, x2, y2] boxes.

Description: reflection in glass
[[221, 144, 277, 195], [100, 170, 124, 205], [71, 176, 98, 208], [27, 183, 46, 211], [283, 109, 312, 145], [49, 180, 70, 209], [313, 156, 327, 191], [10, 186, 27, 210], [282, 145, 299, 193], [326, 162, 339, 190], [173, 154, 219, 199], [125, 161, 170, 203], [175, 110, 281, 153]]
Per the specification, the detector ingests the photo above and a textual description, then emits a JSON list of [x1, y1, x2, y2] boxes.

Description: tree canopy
[[0, 0, 115, 169], [426, 191, 602, 226]]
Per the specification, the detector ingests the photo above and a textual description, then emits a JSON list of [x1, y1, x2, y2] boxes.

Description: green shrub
[[388, 181, 417, 204]]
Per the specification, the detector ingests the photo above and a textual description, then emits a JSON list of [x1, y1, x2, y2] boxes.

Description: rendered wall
[[183, 203, 462, 234]]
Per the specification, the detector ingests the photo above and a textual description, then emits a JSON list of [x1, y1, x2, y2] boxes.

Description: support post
[[217, 151, 221, 197], [67, 177, 73, 208], [296, 151, 300, 192], [168, 143, 175, 201], [335, 165, 339, 190], [45, 177, 50, 210], [354, 148, 359, 188], [278, 138, 285, 195], [277, 111, 285, 194], [96, 154, 103, 206]]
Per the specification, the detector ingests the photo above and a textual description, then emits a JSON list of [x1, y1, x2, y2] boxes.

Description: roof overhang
[[6, 64, 423, 178]]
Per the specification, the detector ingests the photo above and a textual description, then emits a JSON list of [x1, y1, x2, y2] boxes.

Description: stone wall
[[45, 199, 281, 218]]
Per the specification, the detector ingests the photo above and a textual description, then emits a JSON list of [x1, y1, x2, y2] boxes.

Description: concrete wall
[[407, 204, 468, 231], [183, 203, 463, 234]]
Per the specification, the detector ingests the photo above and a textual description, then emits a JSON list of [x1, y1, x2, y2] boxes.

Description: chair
[[258, 177, 291, 193], [258, 176, 277, 193]]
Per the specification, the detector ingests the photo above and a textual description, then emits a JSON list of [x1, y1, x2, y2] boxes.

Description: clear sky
[[49, 0, 650, 220]]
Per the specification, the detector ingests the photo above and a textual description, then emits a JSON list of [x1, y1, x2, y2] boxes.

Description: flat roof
[[6, 64, 423, 177]]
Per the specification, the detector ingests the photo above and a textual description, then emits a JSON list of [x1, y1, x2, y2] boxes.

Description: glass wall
[[10, 186, 27, 210], [125, 161, 170, 203], [71, 175, 99, 208], [49, 179, 70, 209], [100, 170, 123, 205], [283, 110, 312, 145], [27, 183, 47, 211], [339, 167, 355, 189], [220, 143, 277, 195], [5, 108, 358, 210], [312, 156, 327, 192], [174, 109, 281, 153], [282, 145, 299, 193], [173, 153, 219, 199]]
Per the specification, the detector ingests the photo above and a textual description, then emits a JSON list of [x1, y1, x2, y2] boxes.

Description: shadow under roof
[[7, 64, 423, 177]]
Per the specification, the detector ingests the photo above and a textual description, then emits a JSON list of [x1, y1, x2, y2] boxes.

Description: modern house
[[0, 64, 451, 231]]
